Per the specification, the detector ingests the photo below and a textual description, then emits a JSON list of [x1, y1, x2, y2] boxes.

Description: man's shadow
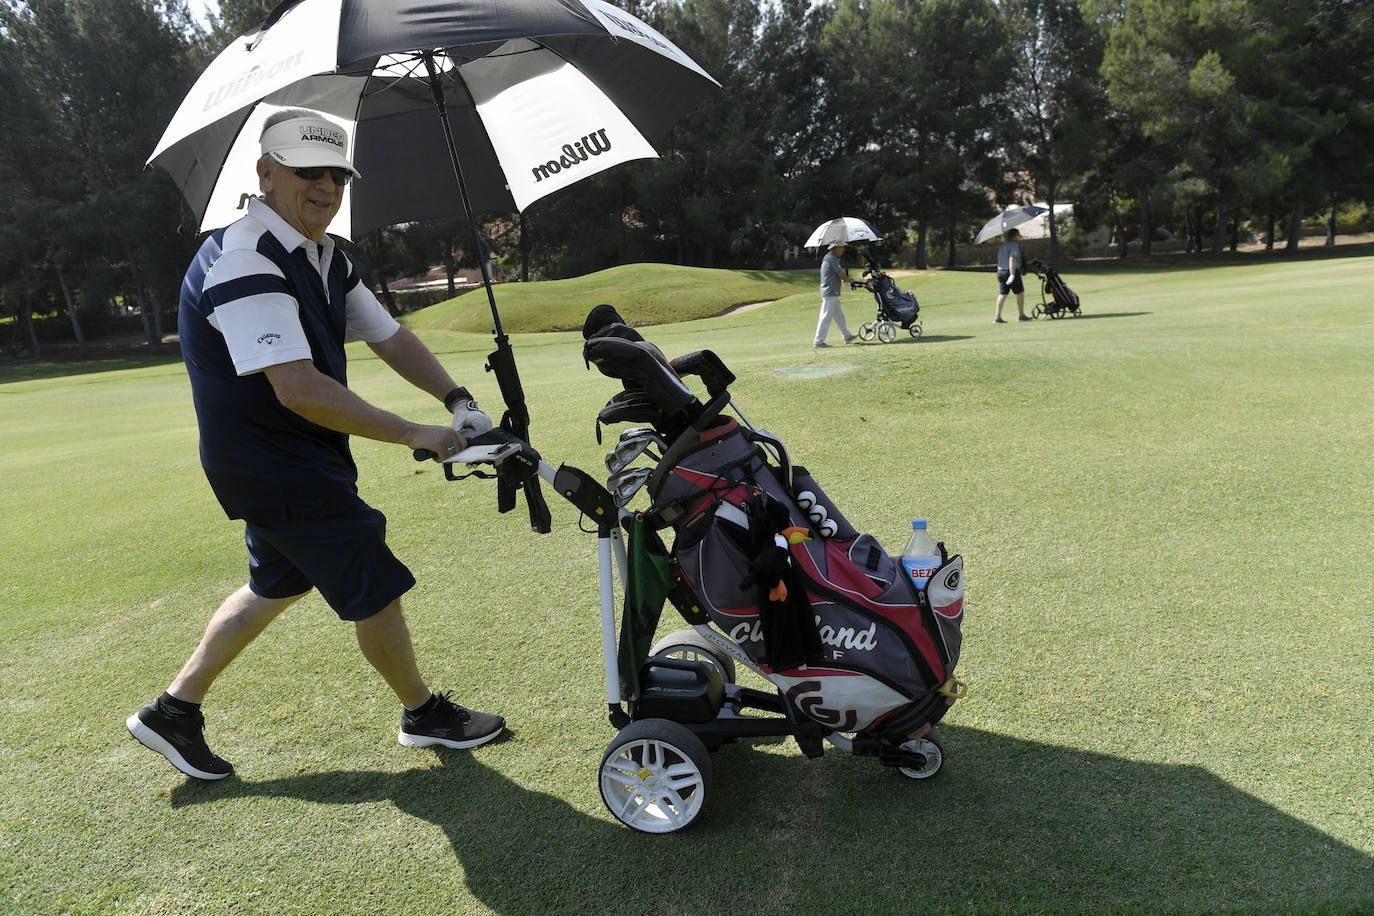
[[171, 726, 1373, 911], [171, 744, 635, 912]]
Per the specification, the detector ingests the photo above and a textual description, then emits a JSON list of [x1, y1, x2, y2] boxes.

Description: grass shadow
[[168, 725, 1372, 911], [1042, 311, 1151, 321], [853, 334, 974, 346], [170, 743, 628, 911], [0, 349, 186, 385], [704, 725, 1373, 909]]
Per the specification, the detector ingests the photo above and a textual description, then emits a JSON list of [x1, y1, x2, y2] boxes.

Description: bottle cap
[[912, 519, 927, 529]]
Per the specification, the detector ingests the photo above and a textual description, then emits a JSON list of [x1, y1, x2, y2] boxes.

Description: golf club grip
[[414, 449, 436, 462]]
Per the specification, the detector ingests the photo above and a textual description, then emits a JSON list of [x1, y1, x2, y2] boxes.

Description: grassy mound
[[403, 262, 819, 333]]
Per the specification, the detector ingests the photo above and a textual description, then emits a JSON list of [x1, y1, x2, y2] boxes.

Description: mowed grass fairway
[[2, 253, 1371, 914]]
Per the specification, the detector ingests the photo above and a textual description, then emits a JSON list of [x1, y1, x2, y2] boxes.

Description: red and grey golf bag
[[648, 418, 965, 740], [582, 306, 967, 743]]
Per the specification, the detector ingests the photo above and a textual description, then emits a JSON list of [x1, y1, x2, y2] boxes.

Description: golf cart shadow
[[700, 725, 1372, 907], [167, 726, 1371, 910], [1056, 310, 1151, 320], [858, 333, 971, 345]]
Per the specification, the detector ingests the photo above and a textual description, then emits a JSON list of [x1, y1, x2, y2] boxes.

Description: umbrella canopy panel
[[456, 41, 659, 213], [335, 0, 603, 68], [541, 0, 717, 146]]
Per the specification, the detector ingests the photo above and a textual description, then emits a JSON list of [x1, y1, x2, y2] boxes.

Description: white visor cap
[[260, 115, 361, 178]]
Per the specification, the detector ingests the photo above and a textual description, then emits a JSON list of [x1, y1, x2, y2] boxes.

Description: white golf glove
[[451, 397, 493, 437]]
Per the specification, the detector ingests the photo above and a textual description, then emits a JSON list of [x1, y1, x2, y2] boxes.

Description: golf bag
[[583, 307, 966, 742], [1026, 258, 1081, 318], [856, 263, 919, 330], [873, 271, 920, 329]]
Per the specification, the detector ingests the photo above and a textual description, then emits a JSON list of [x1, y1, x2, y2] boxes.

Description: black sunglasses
[[292, 166, 353, 187]]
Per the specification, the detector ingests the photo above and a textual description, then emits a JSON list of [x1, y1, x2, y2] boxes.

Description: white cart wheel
[[649, 630, 736, 684], [877, 322, 897, 343], [909, 322, 923, 338], [858, 322, 877, 341], [599, 719, 712, 833], [897, 727, 944, 779]]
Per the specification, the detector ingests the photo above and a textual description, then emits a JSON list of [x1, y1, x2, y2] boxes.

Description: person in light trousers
[[815, 243, 858, 348]]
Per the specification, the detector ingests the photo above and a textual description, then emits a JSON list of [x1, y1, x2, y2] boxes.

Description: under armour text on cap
[[260, 115, 361, 178]]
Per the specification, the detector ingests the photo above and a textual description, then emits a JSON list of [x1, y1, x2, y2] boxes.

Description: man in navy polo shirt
[[127, 109, 505, 780]]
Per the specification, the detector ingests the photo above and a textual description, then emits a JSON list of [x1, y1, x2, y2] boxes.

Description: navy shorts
[[244, 500, 415, 621], [998, 270, 1025, 295]]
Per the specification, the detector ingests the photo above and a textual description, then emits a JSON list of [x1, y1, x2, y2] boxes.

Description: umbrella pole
[[422, 52, 505, 337], [423, 52, 551, 534]]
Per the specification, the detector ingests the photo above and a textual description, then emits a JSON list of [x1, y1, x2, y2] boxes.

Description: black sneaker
[[399, 691, 505, 750], [1018, 314, 1034, 321], [126, 698, 233, 781]]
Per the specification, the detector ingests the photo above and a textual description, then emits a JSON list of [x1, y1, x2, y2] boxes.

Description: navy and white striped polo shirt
[[179, 198, 399, 521]]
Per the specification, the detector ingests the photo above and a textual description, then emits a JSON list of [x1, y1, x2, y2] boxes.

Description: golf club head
[[606, 466, 653, 507], [605, 428, 668, 474]]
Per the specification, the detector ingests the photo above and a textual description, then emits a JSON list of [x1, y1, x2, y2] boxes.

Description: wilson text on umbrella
[[531, 129, 612, 183], [202, 52, 306, 112]]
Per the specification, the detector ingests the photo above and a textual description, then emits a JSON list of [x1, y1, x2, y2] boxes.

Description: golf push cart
[[850, 256, 921, 342], [421, 307, 966, 833]]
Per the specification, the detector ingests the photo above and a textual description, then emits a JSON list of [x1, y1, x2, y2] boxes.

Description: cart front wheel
[[909, 322, 923, 338], [599, 719, 712, 833]]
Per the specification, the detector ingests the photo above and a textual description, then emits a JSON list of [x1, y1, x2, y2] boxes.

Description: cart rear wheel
[[649, 630, 736, 684], [1032, 305, 1043, 318], [877, 322, 897, 343], [858, 322, 876, 341], [896, 727, 944, 780], [599, 719, 711, 833]]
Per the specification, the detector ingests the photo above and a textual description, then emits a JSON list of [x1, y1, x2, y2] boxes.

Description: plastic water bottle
[[901, 520, 942, 590]]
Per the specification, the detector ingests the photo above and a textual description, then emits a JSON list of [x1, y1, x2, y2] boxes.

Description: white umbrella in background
[[974, 205, 1049, 245], [804, 216, 882, 249]]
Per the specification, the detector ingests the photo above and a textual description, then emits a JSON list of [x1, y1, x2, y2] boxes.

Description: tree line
[[2, 0, 1370, 357]]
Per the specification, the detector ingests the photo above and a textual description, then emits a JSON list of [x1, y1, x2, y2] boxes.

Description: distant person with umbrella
[[993, 228, 1031, 323], [804, 217, 881, 347], [815, 243, 859, 348], [126, 109, 505, 781]]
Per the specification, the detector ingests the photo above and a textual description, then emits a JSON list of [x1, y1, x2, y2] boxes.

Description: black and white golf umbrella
[[803, 216, 882, 249], [149, 0, 718, 533], [973, 205, 1049, 245], [149, 0, 719, 238]]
